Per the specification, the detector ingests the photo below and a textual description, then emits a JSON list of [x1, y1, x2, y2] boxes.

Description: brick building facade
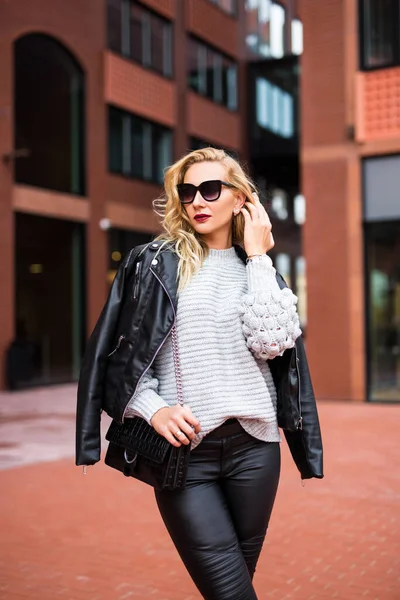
[[1, 0, 398, 402], [301, 0, 400, 403]]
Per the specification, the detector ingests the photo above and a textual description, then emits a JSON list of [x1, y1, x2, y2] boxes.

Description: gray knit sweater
[[125, 248, 302, 449]]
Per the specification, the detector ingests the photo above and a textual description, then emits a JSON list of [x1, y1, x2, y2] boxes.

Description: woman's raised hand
[[150, 405, 201, 447], [240, 192, 275, 257]]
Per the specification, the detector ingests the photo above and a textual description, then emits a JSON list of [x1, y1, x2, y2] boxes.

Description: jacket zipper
[[133, 261, 142, 300], [108, 334, 126, 357], [121, 266, 176, 421], [294, 346, 303, 430]]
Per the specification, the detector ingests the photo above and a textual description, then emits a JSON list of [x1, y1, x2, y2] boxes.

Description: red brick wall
[[355, 68, 400, 142], [140, 0, 175, 20], [301, 0, 347, 147], [186, 0, 240, 57], [187, 92, 241, 149], [104, 52, 176, 127], [301, 0, 366, 402]]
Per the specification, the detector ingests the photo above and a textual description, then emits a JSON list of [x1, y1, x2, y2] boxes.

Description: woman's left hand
[[240, 193, 275, 257]]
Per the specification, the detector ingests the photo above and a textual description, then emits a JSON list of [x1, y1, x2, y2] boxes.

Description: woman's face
[[182, 161, 243, 247]]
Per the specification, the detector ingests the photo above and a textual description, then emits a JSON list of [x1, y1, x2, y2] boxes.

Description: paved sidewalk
[[0, 386, 399, 599]]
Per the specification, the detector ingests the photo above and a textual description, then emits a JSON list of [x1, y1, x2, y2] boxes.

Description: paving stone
[[0, 385, 399, 599]]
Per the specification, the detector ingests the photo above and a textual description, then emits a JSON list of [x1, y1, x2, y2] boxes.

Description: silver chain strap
[[171, 324, 184, 406]]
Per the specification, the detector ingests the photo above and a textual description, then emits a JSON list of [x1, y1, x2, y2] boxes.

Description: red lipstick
[[194, 214, 210, 223]]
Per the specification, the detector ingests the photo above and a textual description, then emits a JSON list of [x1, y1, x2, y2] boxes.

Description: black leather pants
[[155, 419, 281, 600]]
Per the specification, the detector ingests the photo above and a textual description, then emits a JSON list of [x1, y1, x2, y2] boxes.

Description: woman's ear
[[234, 192, 246, 213]]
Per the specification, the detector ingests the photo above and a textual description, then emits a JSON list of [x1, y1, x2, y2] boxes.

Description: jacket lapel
[[150, 246, 179, 311]]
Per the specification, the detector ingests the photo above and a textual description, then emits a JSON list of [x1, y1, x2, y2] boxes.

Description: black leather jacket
[[76, 242, 323, 480]]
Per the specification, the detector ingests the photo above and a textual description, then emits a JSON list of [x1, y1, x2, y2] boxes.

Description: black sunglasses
[[177, 180, 235, 204]]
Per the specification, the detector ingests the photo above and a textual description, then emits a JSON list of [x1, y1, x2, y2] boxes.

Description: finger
[[162, 427, 182, 447], [182, 407, 201, 432], [269, 233, 275, 248], [240, 207, 251, 221], [244, 202, 259, 219], [170, 425, 191, 445], [176, 418, 196, 442]]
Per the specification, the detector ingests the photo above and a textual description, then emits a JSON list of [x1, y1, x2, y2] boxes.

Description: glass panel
[[163, 22, 173, 76], [258, 0, 271, 56], [213, 52, 223, 103], [108, 107, 123, 173], [142, 11, 152, 68], [291, 18, 303, 55], [151, 17, 166, 73], [131, 115, 144, 179], [270, 3, 285, 58], [153, 127, 172, 184], [294, 194, 306, 225], [367, 222, 400, 401], [121, 113, 131, 175], [256, 77, 293, 138], [271, 189, 288, 220], [275, 253, 291, 287], [107, 0, 122, 53], [295, 256, 307, 328], [205, 47, 216, 101], [225, 62, 238, 110], [10, 214, 85, 389], [188, 39, 200, 92], [14, 34, 85, 195], [363, 0, 396, 68], [129, 2, 143, 62], [142, 122, 153, 181]]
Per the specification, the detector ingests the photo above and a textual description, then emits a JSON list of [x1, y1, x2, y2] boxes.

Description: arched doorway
[[14, 33, 85, 195], [9, 34, 86, 389]]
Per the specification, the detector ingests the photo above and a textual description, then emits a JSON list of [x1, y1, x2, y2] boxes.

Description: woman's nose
[[192, 190, 206, 208]]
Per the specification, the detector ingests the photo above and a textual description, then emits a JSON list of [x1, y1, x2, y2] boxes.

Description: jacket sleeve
[[75, 250, 136, 466], [239, 255, 302, 360], [125, 367, 169, 423]]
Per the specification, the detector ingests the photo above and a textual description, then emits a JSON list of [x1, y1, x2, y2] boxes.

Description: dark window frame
[[108, 105, 173, 185], [359, 0, 400, 71], [188, 36, 238, 111], [106, 0, 174, 79]]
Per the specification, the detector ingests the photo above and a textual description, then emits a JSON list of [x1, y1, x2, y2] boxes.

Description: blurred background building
[[0, 0, 399, 404]]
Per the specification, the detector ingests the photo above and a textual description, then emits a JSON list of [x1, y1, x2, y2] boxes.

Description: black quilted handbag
[[104, 325, 191, 490]]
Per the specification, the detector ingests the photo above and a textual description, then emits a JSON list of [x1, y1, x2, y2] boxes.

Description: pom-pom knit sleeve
[[239, 255, 302, 360]]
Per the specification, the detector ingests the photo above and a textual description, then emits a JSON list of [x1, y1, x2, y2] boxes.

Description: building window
[[295, 256, 307, 328], [189, 137, 239, 159], [107, 0, 173, 77], [294, 194, 306, 224], [14, 34, 85, 195], [360, 0, 400, 69], [188, 38, 238, 110], [256, 77, 294, 138], [275, 253, 291, 287], [245, 0, 287, 58], [291, 19, 303, 55], [271, 189, 289, 220], [208, 0, 237, 16], [108, 106, 172, 184]]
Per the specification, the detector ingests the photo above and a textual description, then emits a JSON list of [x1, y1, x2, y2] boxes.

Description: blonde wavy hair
[[153, 147, 258, 291]]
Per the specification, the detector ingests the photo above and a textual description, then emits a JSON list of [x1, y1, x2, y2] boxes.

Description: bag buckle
[[124, 450, 137, 465]]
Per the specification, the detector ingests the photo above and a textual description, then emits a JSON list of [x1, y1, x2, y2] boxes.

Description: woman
[[76, 148, 323, 600]]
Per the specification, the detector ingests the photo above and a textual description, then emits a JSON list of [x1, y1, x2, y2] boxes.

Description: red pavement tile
[[0, 400, 399, 599]]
